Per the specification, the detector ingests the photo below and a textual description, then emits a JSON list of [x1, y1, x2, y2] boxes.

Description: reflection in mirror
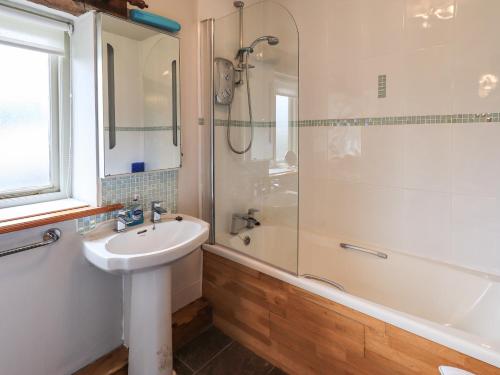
[[99, 14, 180, 176]]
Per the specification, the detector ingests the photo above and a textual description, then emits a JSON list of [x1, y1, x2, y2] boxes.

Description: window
[[275, 95, 290, 162], [0, 5, 71, 208], [272, 73, 298, 168]]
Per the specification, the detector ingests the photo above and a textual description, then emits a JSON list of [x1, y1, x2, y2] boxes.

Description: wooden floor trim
[[74, 346, 128, 375]]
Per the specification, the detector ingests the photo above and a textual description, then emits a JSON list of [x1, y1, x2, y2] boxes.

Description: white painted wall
[[0, 221, 122, 375], [0, 2, 201, 374]]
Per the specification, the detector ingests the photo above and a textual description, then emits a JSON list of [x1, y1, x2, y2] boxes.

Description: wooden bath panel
[[202, 251, 500, 375]]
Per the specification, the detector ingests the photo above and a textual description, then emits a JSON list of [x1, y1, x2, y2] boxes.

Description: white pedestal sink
[[82, 214, 209, 375]]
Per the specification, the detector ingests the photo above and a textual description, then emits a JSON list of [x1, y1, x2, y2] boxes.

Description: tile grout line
[[173, 324, 217, 374], [173, 324, 218, 375], [192, 341, 235, 375], [175, 355, 196, 374]]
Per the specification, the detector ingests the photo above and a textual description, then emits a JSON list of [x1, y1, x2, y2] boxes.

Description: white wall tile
[[360, 0, 405, 59], [404, 0, 456, 51], [452, 194, 500, 275], [201, 0, 500, 276], [401, 189, 452, 261], [452, 42, 500, 114], [359, 126, 404, 187], [403, 124, 452, 192], [453, 0, 500, 113], [454, 0, 500, 48], [452, 124, 500, 197], [403, 45, 454, 115], [326, 126, 363, 184]]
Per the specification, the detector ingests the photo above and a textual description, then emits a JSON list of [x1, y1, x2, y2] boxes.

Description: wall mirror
[[97, 13, 181, 176]]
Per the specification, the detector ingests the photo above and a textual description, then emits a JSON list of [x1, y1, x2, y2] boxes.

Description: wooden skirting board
[[172, 297, 213, 350], [202, 251, 500, 375]]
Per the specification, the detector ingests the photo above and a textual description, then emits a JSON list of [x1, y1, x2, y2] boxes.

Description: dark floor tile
[[175, 326, 232, 371], [174, 357, 193, 375], [268, 367, 288, 375], [197, 342, 274, 375], [114, 367, 128, 375]]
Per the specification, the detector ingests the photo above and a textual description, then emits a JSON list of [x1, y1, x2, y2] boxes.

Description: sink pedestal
[[129, 265, 173, 375], [82, 215, 209, 374]]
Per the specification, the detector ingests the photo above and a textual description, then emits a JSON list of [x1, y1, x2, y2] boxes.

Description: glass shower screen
[[201, 1, 299, 273]]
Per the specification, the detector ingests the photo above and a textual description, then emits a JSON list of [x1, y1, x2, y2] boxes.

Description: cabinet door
[[99, 13, 180, 176]]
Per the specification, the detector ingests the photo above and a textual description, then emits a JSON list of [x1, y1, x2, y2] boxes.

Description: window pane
[[275, 95, 289, 161], [0, 44, 52, 194]]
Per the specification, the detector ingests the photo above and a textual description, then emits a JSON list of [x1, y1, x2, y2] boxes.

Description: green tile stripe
[[214, 119, 277, 128], [199, 112, 500, 128], [104, 126, 179, 131], [298, 112, 499, 127]]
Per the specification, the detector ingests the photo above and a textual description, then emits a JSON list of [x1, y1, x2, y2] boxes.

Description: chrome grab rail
[[0, 229, 61, 258], [302, 274, 346, 292], [340, 243, 388, 259]]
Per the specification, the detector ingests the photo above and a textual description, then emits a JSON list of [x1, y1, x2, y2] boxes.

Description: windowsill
[[0, 199, 123, 235]]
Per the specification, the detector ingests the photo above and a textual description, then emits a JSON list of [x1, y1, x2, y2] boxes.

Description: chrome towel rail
[[340, 243, 388, 259], [0, 229, 61, 258], [302, 274, 346, 292]]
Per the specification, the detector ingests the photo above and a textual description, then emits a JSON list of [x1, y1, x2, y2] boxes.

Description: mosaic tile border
[[378, 74, 387, 99], [198, 118, 276, 127], [104, 126, 179, 131], [297, 112, 499, 127], [76, 210, 119, 234], [77, 169, 178, 234], [200, 112, 500, 128]]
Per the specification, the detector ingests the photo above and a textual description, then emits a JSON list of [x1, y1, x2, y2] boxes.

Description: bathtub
[[202, 237, 500, 369], [215, 225, 297, 273]]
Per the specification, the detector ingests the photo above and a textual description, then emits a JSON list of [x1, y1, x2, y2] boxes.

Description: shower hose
[[227, 53, 254, 154]]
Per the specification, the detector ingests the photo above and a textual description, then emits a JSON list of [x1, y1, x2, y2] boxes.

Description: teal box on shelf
[[129, 9, 181, 33]]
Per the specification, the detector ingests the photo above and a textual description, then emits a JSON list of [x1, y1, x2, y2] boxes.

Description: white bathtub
[[216, 225, 297, 272], [203, 238, 500, 369]]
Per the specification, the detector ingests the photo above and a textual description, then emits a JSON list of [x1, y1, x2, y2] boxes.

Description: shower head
[[235, 35, 280, 61], [233, 1, 245, 8], [249, 35, 280, 50]]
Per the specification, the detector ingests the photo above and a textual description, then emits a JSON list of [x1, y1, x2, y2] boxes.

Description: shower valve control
[[214, 57, 235, 105]]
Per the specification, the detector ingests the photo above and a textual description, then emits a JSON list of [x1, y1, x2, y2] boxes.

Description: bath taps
[[230, 208, 261, 235], [115, 209, 133, 232], [151, 201, 167, 223]]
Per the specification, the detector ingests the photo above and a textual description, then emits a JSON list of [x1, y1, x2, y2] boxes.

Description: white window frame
[[271, 72, 298, 164], [0, 19, 72, 209]]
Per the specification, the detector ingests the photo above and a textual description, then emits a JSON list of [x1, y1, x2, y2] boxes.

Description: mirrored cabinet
[[97, 13, 181, 176]]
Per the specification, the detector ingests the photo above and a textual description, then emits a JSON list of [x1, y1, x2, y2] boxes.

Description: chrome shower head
[[235, 36, 280, 61], [233, 1, 245, 8], [267, 36, 280, 46], [249, 35, 280, 50]]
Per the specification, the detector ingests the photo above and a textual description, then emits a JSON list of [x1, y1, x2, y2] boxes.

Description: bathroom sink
[[83, 214, 209, 272], [82, 214, 209, 375]]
